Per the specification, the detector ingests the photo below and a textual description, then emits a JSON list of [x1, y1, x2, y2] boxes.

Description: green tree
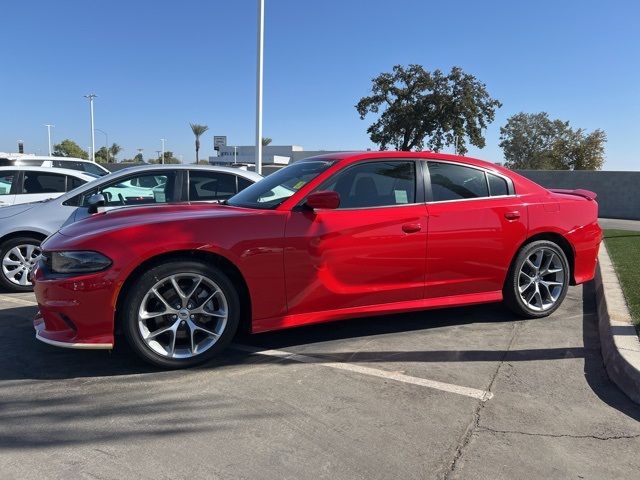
[[94, 147, 109, 163], [190, 123, 209, 163], [109, 143, 122, 162], [356, 65, 501, 154], [499, 112, 606, 170], [262, 137, 272, 146], [133, 153, 144, 163], [52, 139, 89, 159], [149, 151, 180, 164]]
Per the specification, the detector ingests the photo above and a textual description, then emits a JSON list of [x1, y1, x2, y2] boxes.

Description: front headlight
[[50, 251, 112, 274]]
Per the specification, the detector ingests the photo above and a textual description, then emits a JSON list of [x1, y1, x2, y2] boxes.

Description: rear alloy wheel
[[504, 240, 570, 318], [121, 260, 240, 368], [0, 237, 42, 292]]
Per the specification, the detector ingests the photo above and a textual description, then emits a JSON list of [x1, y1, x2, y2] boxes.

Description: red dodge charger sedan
[[32, 152, 602, 367]]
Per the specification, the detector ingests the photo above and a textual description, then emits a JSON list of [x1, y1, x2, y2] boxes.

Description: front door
[[284, 159, 428, 316]]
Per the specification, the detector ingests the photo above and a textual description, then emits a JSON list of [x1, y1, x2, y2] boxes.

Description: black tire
[[503, 240, 570, 318], [0, 236, 42, 292], [121, 260, 240, 368]]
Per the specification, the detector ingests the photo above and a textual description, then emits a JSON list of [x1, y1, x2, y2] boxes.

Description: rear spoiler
[[549, 188, 597, 201]]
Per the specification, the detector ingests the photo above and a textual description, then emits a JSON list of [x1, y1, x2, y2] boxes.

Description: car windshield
[[227, 160, 335, 209]]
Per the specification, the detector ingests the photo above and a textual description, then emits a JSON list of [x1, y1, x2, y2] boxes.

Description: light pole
[[95, 128, 108, 163], [84, 94, 97, 162], [44, 124, 54, 156], [160, 138, 166, 164], [255, 0, 264, 174], [233, 146, 238, 165]]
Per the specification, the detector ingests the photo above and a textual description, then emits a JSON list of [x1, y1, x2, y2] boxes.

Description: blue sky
[[1, 0, 638, 169]]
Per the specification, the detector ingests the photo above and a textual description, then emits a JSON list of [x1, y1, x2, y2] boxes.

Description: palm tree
[[109, 143, 122, 163], [262, 137, 272, 146], [190, 123, 209, 163]]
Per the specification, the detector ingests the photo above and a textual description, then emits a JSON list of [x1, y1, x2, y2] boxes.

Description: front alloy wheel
[[122, 260, 240, 368]]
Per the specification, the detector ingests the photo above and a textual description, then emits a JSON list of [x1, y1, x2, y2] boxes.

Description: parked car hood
[[57, 202, 258, 238], [0, 203, 37, 219]]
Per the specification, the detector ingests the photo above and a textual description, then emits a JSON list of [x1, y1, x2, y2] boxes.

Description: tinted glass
[[322, 161, 416, 208], [82, 173, 174, 206], [428, 162, 488, 201], [53, 160, 84, 172], [237, 176, 253, 192], [189, 172, 237, 201], [23, 172, 66, 194], [67, 176, 87, 191], [84, 162, 108, 176], [0, 172, 16, 195], [228, 160, 335, 209], [488, 173, 509, 196]]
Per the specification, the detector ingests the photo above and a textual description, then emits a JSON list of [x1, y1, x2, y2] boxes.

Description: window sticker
[[394, 190, 408, 204], [293, 180, 306, 190]]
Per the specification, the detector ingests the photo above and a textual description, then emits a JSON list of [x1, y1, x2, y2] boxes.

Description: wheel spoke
[[2, 258, 21, 266], [151, 288, 177, 313], [146, 320, 179, 339], [185, 276, 203, 304], [540, 252, 554, 275], [9, 247, 26, 263]]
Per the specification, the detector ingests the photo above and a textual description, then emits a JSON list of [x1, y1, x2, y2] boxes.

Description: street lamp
[[255, 0, 264, 175], [233, 146, 238, 164], [95, 128, 108, 163], [44, 124, 54, 156], [84, 94, 97, 162], [160, 138, 166, 165]]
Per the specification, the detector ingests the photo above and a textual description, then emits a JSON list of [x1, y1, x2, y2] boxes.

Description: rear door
[[0, 170, 18, 206], [16, 171, 67, 204], [424, 160, 528, 299]]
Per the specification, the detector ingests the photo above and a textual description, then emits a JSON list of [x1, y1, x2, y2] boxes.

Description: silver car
[[0, 164, 262, 292]]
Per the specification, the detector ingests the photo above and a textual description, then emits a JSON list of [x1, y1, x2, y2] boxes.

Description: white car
[[0, 166, 96, 207], [0, 165, 262, 291], [0, 153, 110, 177]]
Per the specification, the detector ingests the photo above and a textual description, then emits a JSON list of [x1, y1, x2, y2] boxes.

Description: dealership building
[[209, 145, 343, 174]]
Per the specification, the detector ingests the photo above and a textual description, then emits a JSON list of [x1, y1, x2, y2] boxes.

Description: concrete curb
[[595, 243, 640, 404]]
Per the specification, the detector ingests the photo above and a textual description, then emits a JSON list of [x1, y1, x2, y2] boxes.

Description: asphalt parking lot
[[1, 284, 639, 480]]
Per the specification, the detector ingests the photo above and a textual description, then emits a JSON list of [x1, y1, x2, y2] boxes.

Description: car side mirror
[[87, 193, 106, 214], [305, 190, 340, 210]]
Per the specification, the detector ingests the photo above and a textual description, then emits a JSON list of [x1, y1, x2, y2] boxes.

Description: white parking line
[[233, 344, 494, 401], [0, 295, 38, 307]]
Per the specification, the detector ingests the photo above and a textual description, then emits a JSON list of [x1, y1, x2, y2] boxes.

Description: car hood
[[0, 203, 37, 219], [57, 202, 258, 238]]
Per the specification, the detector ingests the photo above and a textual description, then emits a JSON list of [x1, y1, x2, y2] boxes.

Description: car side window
[[66, 176, 87, 191], [53, 160, 83, 172], [0, 172, 16, 195], [237, 176, 253, 192], [487, 173, 509, 196], [84, 162, 108, 176], [22, 172, 66, 194], [188, 172, 237, 201], [427, 162, 488, 201], [321, 161, 416, 209], [81, 172, 174, 207]]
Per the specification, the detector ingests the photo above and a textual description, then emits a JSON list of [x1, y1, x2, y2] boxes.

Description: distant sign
[[214, 136, 227, 151]]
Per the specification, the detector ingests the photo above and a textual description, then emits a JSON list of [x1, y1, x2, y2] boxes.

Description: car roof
[[0, 165, 95, 179], [111, 164, 264, 181], [302, 151, 506, 171]]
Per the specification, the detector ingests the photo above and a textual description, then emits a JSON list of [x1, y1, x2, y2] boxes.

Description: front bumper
[[32, 264, 116, 349]]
